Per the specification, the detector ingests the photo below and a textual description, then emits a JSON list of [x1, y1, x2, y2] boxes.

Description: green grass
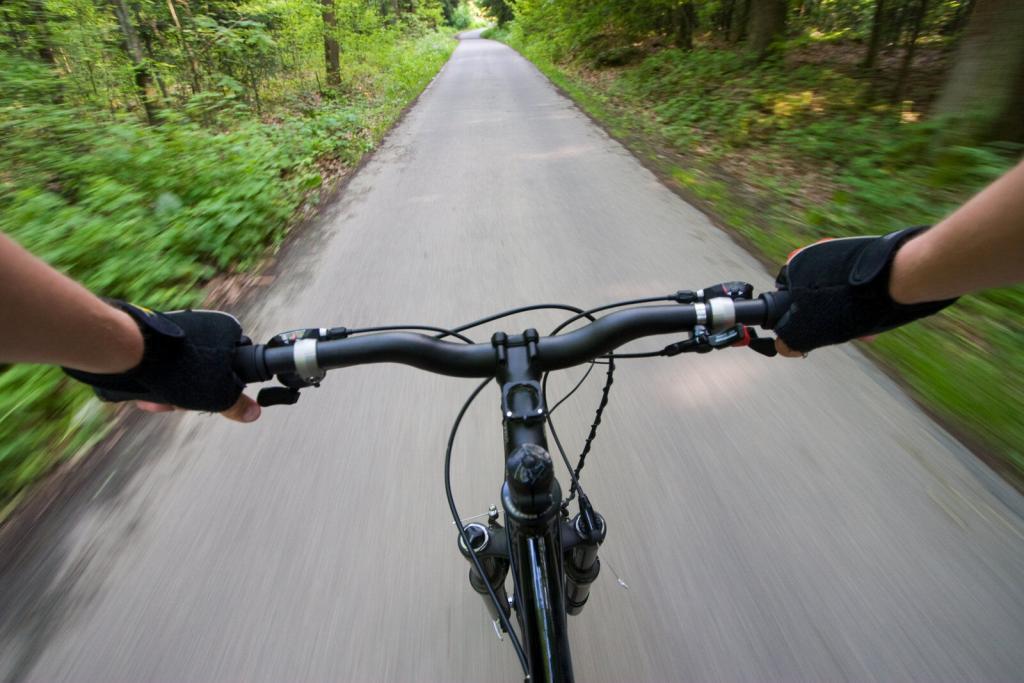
[[487, 27, 1024, 483], [0, 30, 457, 509]]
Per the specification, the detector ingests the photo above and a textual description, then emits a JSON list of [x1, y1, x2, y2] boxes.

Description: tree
[[108, 0, 160, 124], [166, 0, 201, 94], [322, 0, 340, 88], [439, 0, 456, 25], [893, 0, 926, 101], [673, 2, 698, 50], [747, 0, 787, 60], [728, 0, 751, 43], [933, 0, 1024, 141], [862, 0, 886, 69], [477, 0, 513, 26]]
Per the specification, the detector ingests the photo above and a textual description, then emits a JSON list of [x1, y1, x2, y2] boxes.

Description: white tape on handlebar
[[293, 338, 320, 381], [708, 297, 736, 331]]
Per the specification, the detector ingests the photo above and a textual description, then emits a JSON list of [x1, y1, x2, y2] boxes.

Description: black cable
[[541, 303, 618, 503], [566, 357, 615, 502], [546, 297, 673, 478], [547, 362, 596, 415], [435, 303, 588, 340], [543, 371, 588, 503], [445, 378, 529, 675], [549, 296, 674, 336], [346, 325, 476, 344], [606, 350, 665, 359]]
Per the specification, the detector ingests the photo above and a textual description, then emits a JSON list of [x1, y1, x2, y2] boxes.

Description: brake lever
[[748, 335, 778, 357], [662, 324, 778, 357], [720, 324, 779, 357], [257, 386, 301, 407]]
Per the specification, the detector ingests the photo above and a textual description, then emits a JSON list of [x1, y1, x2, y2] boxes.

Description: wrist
[[888, 234, 929, 305], [103, 307, 145, 373]]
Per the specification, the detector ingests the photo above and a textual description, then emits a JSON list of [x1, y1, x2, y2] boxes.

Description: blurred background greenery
[[478, 0, 1023, 483], [1, 0, 1021, 513], [0, 0, 486, 512]]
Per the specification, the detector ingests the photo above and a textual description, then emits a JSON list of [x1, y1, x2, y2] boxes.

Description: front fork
[[457, 500, 607, 629], [564, 497, 606, 615], [457, 506, 512, 628]]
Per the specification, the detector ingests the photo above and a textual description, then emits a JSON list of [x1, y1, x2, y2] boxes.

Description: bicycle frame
[[230, 291, 790, 683], [496, 332, 574, 683]]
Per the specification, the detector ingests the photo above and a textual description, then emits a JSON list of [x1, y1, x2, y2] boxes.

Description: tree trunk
[[862, 0, 886, 69], [934, 0, 1024, 141], [138, 14, 170, 101], [747, 0, 787, 60], [893, 0, 927, 102], [28, 0, 58, 66], [322, 0, 341, 88], [728, 0, 750, 43], [887, 1, 907, 53], [166, 0, 201, 94], [673, 2, 697, 51], [109, 0, 160, 124]]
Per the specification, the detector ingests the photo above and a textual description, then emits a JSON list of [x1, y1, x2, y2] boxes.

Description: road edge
[[484, 35, 1024, 501], [0, 36, 462, 549]]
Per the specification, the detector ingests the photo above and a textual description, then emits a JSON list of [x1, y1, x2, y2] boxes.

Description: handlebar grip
[[759, 290, 792, 329], [233, 343, 272, 384]]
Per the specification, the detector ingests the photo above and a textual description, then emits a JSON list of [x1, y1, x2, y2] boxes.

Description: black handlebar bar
[[233, 291, 791, 385]]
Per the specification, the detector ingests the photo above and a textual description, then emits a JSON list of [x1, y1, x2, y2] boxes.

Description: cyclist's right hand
[[63, 302, 260, 423], [772, 227, 957, 357]]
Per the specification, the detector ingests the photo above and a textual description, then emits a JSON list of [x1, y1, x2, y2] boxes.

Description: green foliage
[[450, 2, 478, 30], [479, 25, 506, 40], [475, 0, 513, 25], [2, 106, 289, 298], [495, 15, 1024, 480], [0, 25, 455, 508]]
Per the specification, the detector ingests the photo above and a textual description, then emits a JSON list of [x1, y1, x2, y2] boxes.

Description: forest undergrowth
[[483, 4, 1024, 482], [1, 0, 461, 511]]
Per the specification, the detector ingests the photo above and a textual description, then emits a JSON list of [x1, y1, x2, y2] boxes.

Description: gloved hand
[[64, 302, 256, 418], [774, 227, 957, 354]]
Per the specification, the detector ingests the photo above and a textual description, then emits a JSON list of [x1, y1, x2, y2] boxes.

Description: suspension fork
[[454, 331, 583, 681], [498, 331, 574, 683], [457, 506, 512, 629], [564, 495, 606, 615]]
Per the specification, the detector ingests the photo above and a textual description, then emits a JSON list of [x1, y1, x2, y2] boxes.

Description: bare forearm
[[0, 234, 143, 373], [890, 160, 1024, 304]]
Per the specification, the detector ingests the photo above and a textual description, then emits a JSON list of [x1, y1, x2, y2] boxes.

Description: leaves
[[0, 23, 456, 506], [499, 4, 1024, 480]]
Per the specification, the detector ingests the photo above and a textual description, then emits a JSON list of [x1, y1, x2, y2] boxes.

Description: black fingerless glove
[[64, 302, 246, 412], [774, 227, 956, 353]]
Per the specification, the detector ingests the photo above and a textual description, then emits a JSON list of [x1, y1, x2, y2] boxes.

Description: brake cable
[[345, 324, 476, 344], [433, 302, 589, 340], [543, 297, 675, 508], [441, 301, 602, 673], [445, 294, 747, 661], [445, 378, 529, 675]]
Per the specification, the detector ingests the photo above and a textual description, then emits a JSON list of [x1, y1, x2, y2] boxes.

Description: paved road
[[3, 32, 1024, 683]]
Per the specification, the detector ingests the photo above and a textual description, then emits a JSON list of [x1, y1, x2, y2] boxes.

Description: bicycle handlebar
[[233, 291, 791, 385]]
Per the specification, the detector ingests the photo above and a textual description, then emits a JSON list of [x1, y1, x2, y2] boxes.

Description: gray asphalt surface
[[2, 32, 1024, 683]]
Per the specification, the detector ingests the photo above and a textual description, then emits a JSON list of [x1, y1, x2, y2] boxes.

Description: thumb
[[220, 393, 261, 423]]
